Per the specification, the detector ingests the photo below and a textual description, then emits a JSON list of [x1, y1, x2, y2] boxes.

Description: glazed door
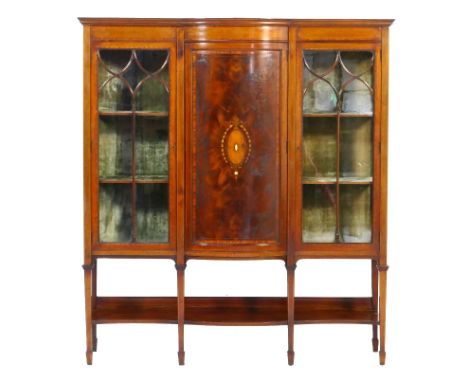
[[294, 42, 381, 256], [186, 43, 287, 255], [91, 41, 177, 252]]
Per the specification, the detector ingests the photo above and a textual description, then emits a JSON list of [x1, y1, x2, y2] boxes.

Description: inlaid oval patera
[[220, 117, 251, 179], [226, 127, 248, 165]]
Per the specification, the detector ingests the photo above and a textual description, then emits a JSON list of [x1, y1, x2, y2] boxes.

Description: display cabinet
[[80, 18, 393, 366]]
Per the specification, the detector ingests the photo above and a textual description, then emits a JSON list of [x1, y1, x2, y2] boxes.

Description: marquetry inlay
[[220, 115, 252, 179]]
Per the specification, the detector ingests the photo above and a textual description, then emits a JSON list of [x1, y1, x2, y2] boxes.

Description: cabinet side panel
[[380, 27, 389, 266], [189, 49, 282, 246], [83, 25, 92, 263], [176, 29, 186, 264]]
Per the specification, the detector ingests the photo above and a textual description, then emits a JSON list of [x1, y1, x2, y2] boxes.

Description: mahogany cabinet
[[79, 18, 393, 366]]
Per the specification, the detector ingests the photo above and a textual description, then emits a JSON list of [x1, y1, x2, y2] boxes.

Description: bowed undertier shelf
[[94, 296, 377, 325]]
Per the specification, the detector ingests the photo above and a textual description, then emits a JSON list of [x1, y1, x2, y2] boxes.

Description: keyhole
[[234, 143, 238, 152]]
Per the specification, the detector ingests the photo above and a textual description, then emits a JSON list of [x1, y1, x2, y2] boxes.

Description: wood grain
[[186, 43, 287, 252], [94, 296, 377, 325], [79, 18, 394, 28], [80, 18, 392, 366]]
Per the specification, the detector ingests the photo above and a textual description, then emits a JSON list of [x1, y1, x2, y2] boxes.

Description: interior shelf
[[99, 177, 169, 184], [302, 176, 336, 184], [303, 177, 373, 185], [303, 113, 373, 118], [94, 296, 377, 325], [99, 111, 169, 117], [339, 177, 373, 184]]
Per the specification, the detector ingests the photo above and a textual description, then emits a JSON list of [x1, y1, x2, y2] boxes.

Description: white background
[[1, 0, 467, 381]]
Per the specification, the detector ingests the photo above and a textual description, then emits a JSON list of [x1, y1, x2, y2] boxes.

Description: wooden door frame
[[89, 40, 178, 256], [290, 41, 383, 260]]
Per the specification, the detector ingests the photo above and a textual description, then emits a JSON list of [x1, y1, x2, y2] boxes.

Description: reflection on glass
[[302, 50, 373, 115], [136, 116, 168, 180], [98, 50, 133, 111], [340, 118, 372, 180], [136, 184, 168, 243], [98, 77, 133, 111], [341, 81, 372, 113], [98, 50, 132, 79], [303, 118, 336, 181], [98, 49, 169, 112], [135, 76, 169, 112], [99, 184, 132, 243], [340, 52, 373, 114], [340, 185, 372, 243], [99, 116, 132, 179], [303, 185, 336, 243], [303, 51, 340, 113]]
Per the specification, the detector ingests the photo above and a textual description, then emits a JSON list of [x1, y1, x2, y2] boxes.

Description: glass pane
[[99, 116, 132, 180], [99, 77, 133, 111], [99, 184, 132, 243], [135, 50, 169, 112], [98, 50, 133, 111], [340, 52, 373, 114], [98, 49, 170, 244], [303, 117, 336, 182], [340, 185, 372, 243], [340, 117, 373, 181], [135, 77, 169, 112], [302, 50, 374, 245], [98, 49, 169, 113], [136, 116, 169, 180], [99, 49, 132, 77], [136, 184, 168, 243], [303, 51, 340, 113], [303, 185, 336, 243]]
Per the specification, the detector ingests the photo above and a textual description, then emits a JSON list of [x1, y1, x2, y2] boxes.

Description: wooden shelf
[[135, 178, 169, 184], [303, 177, 373, 185], [303, 113, 373, 118], [99, 111, 169, 117], [99, 177, 169, 184], [93, 297, 377, 325], [339, 177, 373, 185], [303, 177, 336, 185]]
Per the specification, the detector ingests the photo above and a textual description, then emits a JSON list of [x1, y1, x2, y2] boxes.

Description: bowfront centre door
[[185, 42, 288, 256]]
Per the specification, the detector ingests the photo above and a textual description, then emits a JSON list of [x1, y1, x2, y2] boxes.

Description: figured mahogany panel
[[188, 47, 285, 250]]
